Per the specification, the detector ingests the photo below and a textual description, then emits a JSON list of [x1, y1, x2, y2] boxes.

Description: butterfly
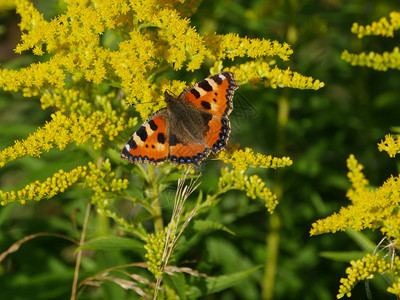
[[121, 72, 239, 166]]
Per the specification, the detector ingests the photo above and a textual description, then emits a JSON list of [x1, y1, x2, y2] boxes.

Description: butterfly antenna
[[164, 89, 177, 98], [165, 61, 177, 97], [127, 65, 177, 107], [128, 93, 169, 107]]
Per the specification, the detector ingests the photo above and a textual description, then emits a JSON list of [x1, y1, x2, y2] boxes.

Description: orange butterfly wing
[[177, 72, 237, 158], [168, 129, 211, 165], [204, 115, 231, 154], [121, 110, 169, 165], [179, 72, 239, 117]]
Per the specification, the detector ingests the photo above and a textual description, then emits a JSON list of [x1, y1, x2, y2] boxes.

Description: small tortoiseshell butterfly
[[121, 72, 239, 166]]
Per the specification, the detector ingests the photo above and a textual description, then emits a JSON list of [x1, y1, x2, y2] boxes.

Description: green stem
[[262, 91, 289, 300], [71, 201, 91, 300], [147, 165, 164, 234], [263, 213, 281, 300]]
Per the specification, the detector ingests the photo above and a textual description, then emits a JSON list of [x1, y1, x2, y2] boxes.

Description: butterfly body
[[121, 72, 239, 166], [164, 91, 210, 144]]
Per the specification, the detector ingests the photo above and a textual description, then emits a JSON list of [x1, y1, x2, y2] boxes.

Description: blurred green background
[[1, 0, 400, 299]]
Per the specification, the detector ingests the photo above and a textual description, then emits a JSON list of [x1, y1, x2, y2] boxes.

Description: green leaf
[[76, 236, 145, 256], [391, 126, 400, 133], [320, 250, 366, 262], [345, 228, 376, 252], [164, 272, 186, 300], [192, 220, 235, 235], [107, 148, 123, 165], [0, 202, 17, 226], [134, 209, 153, 224], [187, 266, 261, 298]]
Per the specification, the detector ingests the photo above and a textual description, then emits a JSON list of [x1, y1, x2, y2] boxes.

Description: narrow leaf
[[164, 272, 186, 300], [345, 228, 376, 252], [77, 236, 145, 256], [188, 265, 261, 297], [192, 220, 235, 235], [320, 250, 366, 262]]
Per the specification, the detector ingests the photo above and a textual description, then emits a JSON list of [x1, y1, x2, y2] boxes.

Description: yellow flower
[[343, 11, 400, 71], [205, 33, 293, 61], [388, 278, 400, 296], [311, 154, 400, 297], [144, 231, 166, 278], [346, 154, 369, 195], [218, 167, 278, 213], [0, 110, 132, 167], [0, 159, 128, 205], [378, 134, 400, 158], [337, 254, 400, 299], [130, 0, 206, 71], [351, 11, 400, 38], [342, 48, 400, 72], [218, 147, 293, 171], [226, 61, 324, 90], [310, 155, 400, 236]]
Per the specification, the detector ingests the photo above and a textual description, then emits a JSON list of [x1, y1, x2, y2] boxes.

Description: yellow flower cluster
[[205, 33, 293, 61], [0, 110, 129, 167], [218, 167, 278, 213], [341, 48, 400, 72], [144, 230, 166, 279], [0, 159, 128, 206], [131, 0, 206, 72], [351, 11, 400, 38], [155, 0, 200, 17], [310, 155, 400, 236], [223, 61, 324, 90], [0, 0, 325, 122], [310, 154, 400, 297], [14, 0, 132, 54], [321, 11, 400, 299], [218, 147, 293, 171], [204, 34, 323, 90], [337, 254, 399, 298], [0, 56, 66, 94], [388, 278, 400, 296], [378, 134, 400, 158], [343, 11, 400, 71], [346, 154, 369, 197], [84, 159, 129, 203]]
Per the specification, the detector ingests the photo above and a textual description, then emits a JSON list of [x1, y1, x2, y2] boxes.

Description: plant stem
[[71, 201, 91, 300], [148, 165, 164, 234], [262, 91, 289, 300], [263, 213, 281, 300]]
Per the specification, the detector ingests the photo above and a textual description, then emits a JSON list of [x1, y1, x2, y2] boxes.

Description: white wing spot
[[196, 87, 207, 97], [211, 102, 219, 111], [133, 134, 145, 146], [156, 143, 166, 152], [125, 144, 130, 151], [206, 78, 218, 90], [145, 123, 155, 135]]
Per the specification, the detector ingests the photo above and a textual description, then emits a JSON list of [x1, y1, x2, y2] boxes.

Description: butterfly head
[[164, 90, 176, 104]]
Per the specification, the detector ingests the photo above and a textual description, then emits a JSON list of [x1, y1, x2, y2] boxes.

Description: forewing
[[121, 109, 169, 165], [179, 72, 239, 117]]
